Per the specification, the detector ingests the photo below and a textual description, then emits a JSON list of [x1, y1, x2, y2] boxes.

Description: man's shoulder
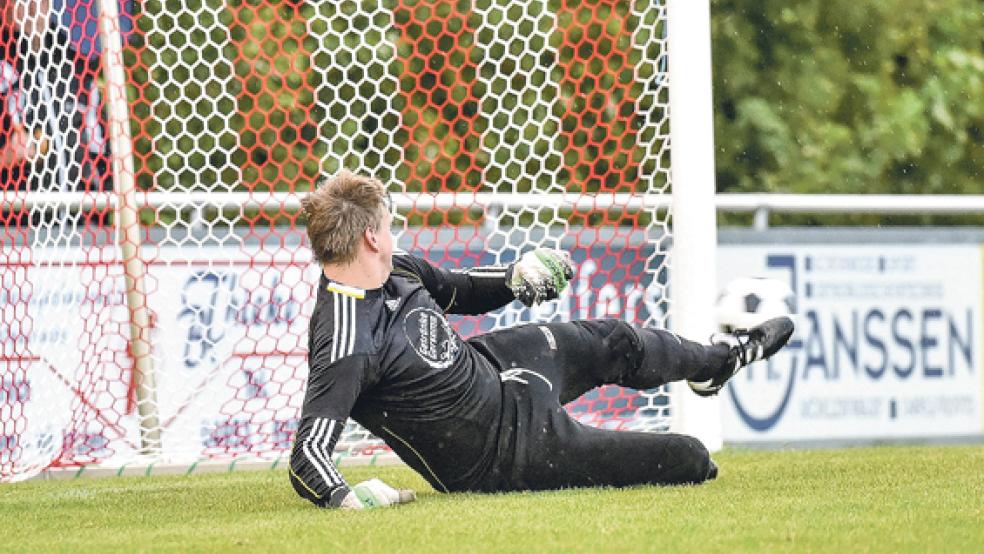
[[390, 252, 424, 278], [389, 254, 434, 289], [311, 281, 381, 359]]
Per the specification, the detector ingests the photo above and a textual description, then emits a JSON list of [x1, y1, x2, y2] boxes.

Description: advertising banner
[[718, 245, 983, 442]]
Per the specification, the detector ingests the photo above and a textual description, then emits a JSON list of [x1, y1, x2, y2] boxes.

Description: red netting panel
[[395, 1, 483, 194], [556, 1, 641, 194], [552, 1, 663, 430], [393, 0, 486, 334]]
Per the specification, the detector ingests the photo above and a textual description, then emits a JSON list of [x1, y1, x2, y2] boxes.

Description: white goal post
[[666, 0, 721, 450], [0, 0, 721, 481]]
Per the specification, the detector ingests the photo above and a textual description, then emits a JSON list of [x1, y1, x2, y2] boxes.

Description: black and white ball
[[715, 276, 796, 332]]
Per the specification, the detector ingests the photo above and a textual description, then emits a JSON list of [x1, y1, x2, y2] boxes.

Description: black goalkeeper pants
[[466, 319, 730, 492]]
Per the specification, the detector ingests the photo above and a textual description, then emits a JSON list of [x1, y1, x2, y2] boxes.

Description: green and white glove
[[506, 248, 576, 307], [340, 478, 416, 509]]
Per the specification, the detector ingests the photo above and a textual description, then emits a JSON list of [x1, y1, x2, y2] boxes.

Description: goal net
[[0, 0, 686, 482]]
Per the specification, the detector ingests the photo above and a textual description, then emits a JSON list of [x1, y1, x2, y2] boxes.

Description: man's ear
[[365, 227, 379, 252]]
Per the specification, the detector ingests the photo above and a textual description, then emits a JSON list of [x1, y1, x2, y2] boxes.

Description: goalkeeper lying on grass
[[290, 171, 794, 509]]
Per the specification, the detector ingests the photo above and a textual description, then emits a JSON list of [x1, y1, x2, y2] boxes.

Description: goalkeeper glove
[[340, 478, 416, 509], [506, 248, 575, 307]]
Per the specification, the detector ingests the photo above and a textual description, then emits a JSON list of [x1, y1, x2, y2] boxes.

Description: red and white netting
[[0, 0, 672, 481]]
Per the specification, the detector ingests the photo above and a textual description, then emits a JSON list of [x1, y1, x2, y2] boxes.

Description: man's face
[[376, 208, 395, 275]]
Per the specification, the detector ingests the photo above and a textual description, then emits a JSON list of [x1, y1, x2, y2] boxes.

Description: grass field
[[3, 445, 983, 553]]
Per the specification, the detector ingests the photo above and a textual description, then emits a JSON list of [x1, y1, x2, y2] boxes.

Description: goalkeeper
[[289, 171, 794, 509]]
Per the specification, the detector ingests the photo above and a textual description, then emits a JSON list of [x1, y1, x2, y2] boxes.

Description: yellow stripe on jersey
[[326, 281, 366, 299]]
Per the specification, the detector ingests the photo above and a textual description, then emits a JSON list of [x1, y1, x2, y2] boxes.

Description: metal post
[[667, 0, 722, 451], [754, 206, 769, 231], [98, 0, 161, 453]]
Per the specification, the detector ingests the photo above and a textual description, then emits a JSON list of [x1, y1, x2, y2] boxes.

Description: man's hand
[[340, 478, 416, 509], [506, 248, 575, 307]]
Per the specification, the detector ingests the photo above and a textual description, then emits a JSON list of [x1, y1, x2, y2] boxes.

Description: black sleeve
[[391, 254, 516, 315], [290, 352, 370, 508], [289, 415, 352, 508]]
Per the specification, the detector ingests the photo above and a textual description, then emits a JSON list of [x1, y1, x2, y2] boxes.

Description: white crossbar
[[4, 192, 984, 214]]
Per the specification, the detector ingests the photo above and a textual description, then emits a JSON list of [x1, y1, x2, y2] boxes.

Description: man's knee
[[664, 434, 714, 485], [577, 319, 646, 371]]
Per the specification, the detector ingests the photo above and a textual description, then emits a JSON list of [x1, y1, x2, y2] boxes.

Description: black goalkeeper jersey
[[290, 254, 516, 506]]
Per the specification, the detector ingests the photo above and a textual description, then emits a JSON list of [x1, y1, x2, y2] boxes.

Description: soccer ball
[[715, 276, 796, 332]]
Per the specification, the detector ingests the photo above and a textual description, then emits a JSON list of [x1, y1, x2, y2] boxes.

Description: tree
[[711, 0, 984, 224]]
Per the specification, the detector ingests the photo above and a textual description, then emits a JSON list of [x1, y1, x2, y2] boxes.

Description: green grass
[[2, 445, 983, 553]]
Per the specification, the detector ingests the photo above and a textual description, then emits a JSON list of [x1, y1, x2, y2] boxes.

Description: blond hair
[[301, 170, 389, 265]]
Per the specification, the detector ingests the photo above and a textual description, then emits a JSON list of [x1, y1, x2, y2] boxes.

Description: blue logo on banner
[[727, 252, 975, 433], [727, 255, 801, 431]]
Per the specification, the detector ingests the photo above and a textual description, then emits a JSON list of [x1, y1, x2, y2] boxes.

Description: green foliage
[[712, 0, 984, 202], [3, 446, 984, 552]]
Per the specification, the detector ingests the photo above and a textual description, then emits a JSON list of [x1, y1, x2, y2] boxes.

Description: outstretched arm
[[289, 353, 414, 509], [290, 414, 414, 509], [392, 250, 575, 315], [391, 254, 516, 315], [289, 414, 357, 507]]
